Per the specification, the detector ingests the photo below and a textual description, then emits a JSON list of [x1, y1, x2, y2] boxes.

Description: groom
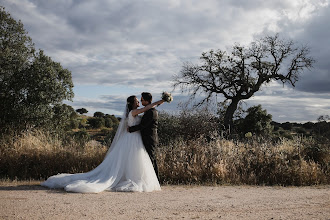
[[128, 92, 160, 180]]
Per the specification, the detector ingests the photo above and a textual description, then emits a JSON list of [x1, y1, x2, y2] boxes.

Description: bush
[[158, 109, 219, 145], [102, 126, 118, 146], [69, 119, 79, 129], [296, 127, 307, 135], [72, 129, 90, 145], [158, 112, 181, 145], [87, 117, 105, 129], [303, 122, 314, 129], [105, 114, 119, 125], [78, 117, 87, 128], [281, 122, 293, 130], [104, 117, 113, 128], [237, 105, 273, 137], [94, 111, 105, 118]]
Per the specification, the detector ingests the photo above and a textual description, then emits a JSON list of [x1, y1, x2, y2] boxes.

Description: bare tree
[[174, 34, 314, 129]]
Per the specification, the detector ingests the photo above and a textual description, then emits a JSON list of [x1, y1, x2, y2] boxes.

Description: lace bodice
[[127, 111, 141, 126]]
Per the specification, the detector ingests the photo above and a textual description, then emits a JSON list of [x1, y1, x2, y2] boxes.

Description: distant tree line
[[272, 115, 330, 140], [157, 105, 330, 145]]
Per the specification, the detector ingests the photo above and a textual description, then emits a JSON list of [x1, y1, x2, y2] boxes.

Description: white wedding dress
[[41, 111, 161, 193]]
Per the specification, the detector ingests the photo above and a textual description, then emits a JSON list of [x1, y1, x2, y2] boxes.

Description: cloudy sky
[[1, 0, 329, 122]]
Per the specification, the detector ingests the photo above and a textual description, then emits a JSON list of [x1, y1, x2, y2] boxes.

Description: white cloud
[[246, 82, 330, 122], [1, 0, 330, 121]]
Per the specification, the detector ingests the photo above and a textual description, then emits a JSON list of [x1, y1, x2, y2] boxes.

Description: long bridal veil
[[41, 105, 161, 193], [104, 106, 129, 157]]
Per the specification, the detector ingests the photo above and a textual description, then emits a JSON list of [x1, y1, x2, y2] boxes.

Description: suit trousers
[[143, 140, 159, 180]]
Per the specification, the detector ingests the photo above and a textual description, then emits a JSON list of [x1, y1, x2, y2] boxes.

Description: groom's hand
[[128, 124, 141, 133]]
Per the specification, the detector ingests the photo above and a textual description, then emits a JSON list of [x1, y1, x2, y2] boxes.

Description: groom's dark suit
[[128, 108, 159, 180]]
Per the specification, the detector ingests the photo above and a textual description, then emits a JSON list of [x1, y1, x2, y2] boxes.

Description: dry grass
[[0, 130, 107, 180], [157, 137, 329, 185], [1, 130, 329, 185], [0, 178, 41, 186]]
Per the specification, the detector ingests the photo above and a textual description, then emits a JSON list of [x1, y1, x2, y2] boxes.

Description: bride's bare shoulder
[[130, 109, 138, 117]]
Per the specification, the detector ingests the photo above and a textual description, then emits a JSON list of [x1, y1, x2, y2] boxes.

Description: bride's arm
[[131, 100, 164, 117]]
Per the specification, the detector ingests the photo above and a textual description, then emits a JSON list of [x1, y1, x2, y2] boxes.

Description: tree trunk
[[223, 98, 240, 131]]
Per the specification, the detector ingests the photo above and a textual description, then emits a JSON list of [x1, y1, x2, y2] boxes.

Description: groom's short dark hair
[[142, 92, 152, 103]]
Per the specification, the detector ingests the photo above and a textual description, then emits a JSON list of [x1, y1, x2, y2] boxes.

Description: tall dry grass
[[1, 130, 329, 185], [0, 130, 107, 180], [156, 137, 329, 185]]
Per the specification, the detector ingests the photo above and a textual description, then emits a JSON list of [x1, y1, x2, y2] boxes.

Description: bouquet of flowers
[[161, 91, 173, 103]]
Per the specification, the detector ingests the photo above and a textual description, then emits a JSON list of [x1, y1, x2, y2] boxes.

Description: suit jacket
[[128, 108, 159, 148]]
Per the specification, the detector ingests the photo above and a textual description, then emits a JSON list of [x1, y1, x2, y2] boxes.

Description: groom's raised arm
[[128, 110, 154, 133]]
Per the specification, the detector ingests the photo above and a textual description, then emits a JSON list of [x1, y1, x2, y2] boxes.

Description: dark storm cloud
[[297, 70, 330, 93], [273, 3, 330, 94]]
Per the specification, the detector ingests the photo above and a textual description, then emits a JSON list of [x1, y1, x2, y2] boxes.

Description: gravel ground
[[0, 181, 329, 219]]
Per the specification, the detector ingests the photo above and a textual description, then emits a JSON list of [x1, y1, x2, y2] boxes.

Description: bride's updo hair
[[126, 95, 136, 116]]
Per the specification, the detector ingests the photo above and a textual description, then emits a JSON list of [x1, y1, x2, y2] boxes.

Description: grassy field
[[0, 129, 329, 185]]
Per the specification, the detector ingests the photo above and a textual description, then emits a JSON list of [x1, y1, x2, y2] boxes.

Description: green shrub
[[69, 119, 79, 129], [104, 117, 114, 128], [94, 111, 105, 118], [158, 109, 219, 145], [87, 117, 105, 128], [78, 117, 87, 128], [237, 105, 273, 137], [72, 129, 90, 146]]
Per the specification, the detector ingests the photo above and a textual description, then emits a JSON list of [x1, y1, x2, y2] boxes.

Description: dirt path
[[0, 181, 329, 219]]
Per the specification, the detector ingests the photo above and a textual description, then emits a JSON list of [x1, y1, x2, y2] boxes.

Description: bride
[[41, 95, 164, 193]]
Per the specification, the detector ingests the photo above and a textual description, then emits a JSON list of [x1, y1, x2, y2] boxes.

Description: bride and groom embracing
[[41, 92, 171, 193]]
